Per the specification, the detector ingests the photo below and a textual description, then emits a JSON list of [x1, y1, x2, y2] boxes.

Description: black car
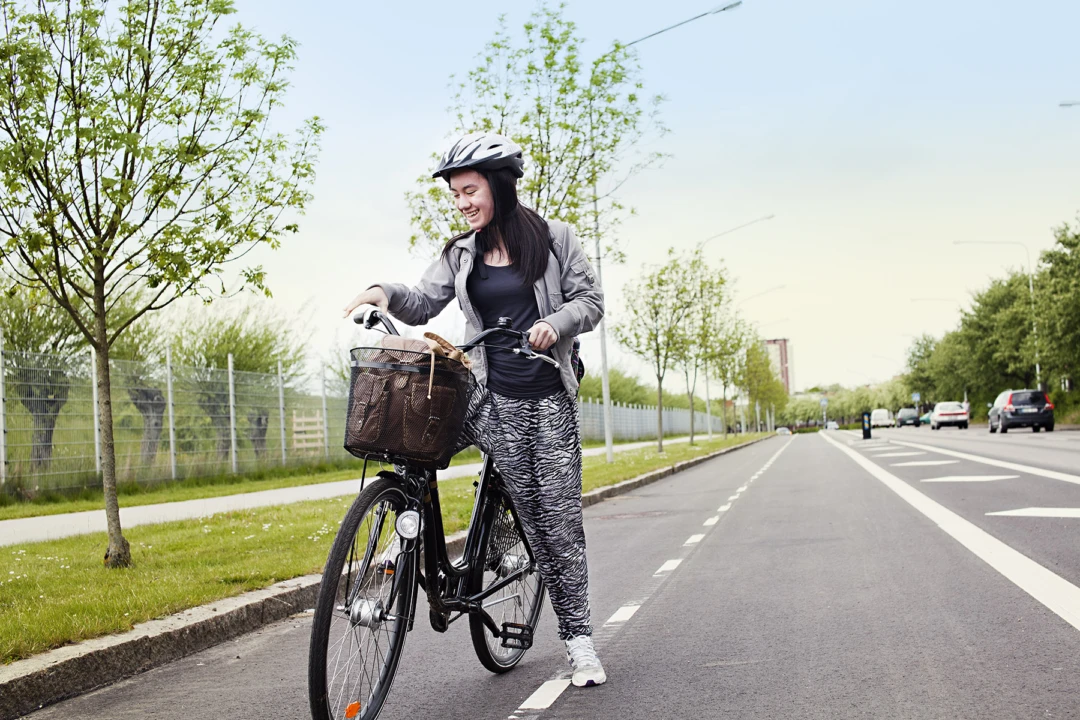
[[988, 389, 1055, 433], [896, 407, 920, 427]]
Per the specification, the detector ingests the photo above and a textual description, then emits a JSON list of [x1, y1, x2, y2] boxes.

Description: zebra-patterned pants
[[459, 388, 592, 640]]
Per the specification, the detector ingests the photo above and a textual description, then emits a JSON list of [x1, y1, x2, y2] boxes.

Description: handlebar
[[352, 307, 560, 369]]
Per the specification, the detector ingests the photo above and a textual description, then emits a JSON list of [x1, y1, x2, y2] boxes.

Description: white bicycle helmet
[[432, 132, 525, 180]]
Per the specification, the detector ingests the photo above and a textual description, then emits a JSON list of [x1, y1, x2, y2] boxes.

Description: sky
[[219, 0, 1080, 394]]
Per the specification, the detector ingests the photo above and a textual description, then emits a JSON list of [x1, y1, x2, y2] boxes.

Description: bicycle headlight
[[396, 510, 421, 540]]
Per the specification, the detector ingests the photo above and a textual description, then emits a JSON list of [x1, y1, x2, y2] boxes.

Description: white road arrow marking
[[921, 475, 1019, 483], [891, 460, 960, 467], [987, 508, 1080, 518]]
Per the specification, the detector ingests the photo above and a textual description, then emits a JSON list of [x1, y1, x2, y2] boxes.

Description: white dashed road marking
[[873, 452, 925, 457], [717, 504, 731, 512], [684, 534, 705, 545], [605, 605, 641, 624], [655, 559, 682, 574], [518, 679, 572, 710], [704, 516, 719, 526]]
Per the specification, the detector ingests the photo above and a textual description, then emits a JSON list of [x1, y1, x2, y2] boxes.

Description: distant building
[[765, 338, 793, 394]]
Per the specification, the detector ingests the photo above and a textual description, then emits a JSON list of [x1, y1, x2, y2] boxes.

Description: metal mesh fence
[[0, 348, 726, 494]]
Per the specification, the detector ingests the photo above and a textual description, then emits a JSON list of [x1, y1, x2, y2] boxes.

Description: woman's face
[[449, 170, 494, 231]]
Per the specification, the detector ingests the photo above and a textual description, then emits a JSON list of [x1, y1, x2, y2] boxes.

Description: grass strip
[[0, 436, 670, 522], [1, 433, 765, 664]]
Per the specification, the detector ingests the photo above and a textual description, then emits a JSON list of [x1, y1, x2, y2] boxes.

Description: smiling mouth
[[464, 209, 480, 222]]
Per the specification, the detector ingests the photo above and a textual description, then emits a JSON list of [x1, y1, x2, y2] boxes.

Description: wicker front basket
[[344, 346, 474, 469]]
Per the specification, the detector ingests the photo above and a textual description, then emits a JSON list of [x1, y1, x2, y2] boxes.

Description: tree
[[709, 316, 750, 438], [1041, 219, 1080, 388], [0, 284, 85, 471], [672, 253, 727, 445], [905, 334, 938, 411], [172, 304, 306, 463], [405, 2, 665, 261], [614, 251, 696, 452], [0, 0, 322, 566], [741, 338, 787, 429]]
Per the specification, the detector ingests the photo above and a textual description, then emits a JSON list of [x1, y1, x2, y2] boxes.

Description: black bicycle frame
[[411, 454, 537, 639]]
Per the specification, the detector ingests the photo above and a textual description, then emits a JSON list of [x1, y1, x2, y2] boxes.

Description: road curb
[[0, 434, 768, 719]]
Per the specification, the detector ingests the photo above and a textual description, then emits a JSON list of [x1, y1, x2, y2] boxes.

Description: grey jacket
[[377, 220, 605, 396]]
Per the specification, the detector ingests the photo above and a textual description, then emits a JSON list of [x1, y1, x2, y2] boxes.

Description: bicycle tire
[[309, 478, 416, 720], [468, 488, 546, 673]]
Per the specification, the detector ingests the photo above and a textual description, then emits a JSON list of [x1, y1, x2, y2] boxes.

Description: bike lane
[[25, 437, 782, 720], [539, 432, 1080, 719]]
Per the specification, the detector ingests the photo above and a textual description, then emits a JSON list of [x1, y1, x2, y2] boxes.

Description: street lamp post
[[590, 1, 743, 463], [953, 240, 1041, 387]]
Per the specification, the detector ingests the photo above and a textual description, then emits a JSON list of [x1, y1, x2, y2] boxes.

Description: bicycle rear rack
[[500, 622, 533, 650]]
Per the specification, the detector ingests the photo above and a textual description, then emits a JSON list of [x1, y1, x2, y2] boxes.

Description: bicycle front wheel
[[309, 478, 416, 720], [468, 488, 546, 673]]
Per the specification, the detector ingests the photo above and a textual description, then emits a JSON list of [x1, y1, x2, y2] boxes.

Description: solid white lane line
[[737, 485, 748, 492], [821, 432, 1080, 633], [890, 439, 1080, 488], [922, 475, 1019, 483], [605, 604, 641, 624], [718, 504, 731, 512], [987, 508, 1080, 518], [872, 452, 926, 457], [704, 516, 719, 526], [518, 679, 572, 710], [655, 559, 682, 574], [891, 460, 959, 467], [685, 534, 705, 545]]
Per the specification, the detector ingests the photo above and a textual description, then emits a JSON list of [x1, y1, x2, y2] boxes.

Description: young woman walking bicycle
[[342, 132, 607, 688]]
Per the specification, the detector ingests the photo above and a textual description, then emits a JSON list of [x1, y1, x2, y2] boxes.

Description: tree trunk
[[128, 386, 165, 467], [247, 408, 269, 460], [94, 312, 131, 568], [656, 382, 664, 453], [14, 367, 70, 470], [722, 385, 728, 439]]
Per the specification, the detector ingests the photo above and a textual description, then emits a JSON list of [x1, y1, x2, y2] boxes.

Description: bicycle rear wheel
[[468, 488, 546, 673], [309, 478, 416, 720]]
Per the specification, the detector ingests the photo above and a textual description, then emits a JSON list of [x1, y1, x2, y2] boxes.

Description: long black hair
[[442, 168, 550, 285]]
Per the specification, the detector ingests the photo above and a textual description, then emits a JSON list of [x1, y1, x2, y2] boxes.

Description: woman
[[342, 132, 607, 687]]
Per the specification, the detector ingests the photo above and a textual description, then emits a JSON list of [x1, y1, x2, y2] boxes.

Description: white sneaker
[[565, 636, 607, 687]]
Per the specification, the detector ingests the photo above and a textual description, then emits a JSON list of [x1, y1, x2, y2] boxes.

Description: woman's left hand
[[527, 321, 558, 351]]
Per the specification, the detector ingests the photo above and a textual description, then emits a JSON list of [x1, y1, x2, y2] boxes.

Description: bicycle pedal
[[500, 622, 533, 650]]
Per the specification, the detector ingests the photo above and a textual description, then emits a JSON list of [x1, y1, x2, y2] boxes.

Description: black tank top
[[466, 257, 563, 399]]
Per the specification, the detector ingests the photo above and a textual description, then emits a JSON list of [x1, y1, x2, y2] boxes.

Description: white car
[[870, 408, 894, 428], [825, 421, 840, 430], [930, 401, 969, 430]]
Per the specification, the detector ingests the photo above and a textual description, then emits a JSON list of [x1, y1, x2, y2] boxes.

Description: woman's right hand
[[342, 286, 389, 319]]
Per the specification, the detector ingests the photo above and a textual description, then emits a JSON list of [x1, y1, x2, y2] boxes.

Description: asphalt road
[[30, 431, 1080, 719]]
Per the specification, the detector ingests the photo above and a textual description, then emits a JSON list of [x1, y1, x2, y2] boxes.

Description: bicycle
[[308, 308, 559, 720]]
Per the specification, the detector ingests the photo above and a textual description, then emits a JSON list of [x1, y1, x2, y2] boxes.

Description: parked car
[[896, 407, 920, 427], [930, 401, 969, 430], [776, 427, 792, 435], [825, 420, 840, 430], [988, 389, 1055, 433], [870, 408, 894, 428], [919, 412, 931, 425]]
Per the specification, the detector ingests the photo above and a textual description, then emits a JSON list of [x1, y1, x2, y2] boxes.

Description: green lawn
[[0, 433, 766, 664], [0, 436, 683, 522]]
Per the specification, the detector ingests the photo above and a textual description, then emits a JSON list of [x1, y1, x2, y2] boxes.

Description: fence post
[[166, 346, 177, 481], [278, 360, 287, 466], [227, 353, 238, 474], [0, 329, 5, 486], [89, 348, 101, 475], [321, 369, 330, 460]]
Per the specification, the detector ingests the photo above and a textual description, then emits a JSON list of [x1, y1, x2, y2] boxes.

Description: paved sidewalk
[[0, 435, 716, 547]]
